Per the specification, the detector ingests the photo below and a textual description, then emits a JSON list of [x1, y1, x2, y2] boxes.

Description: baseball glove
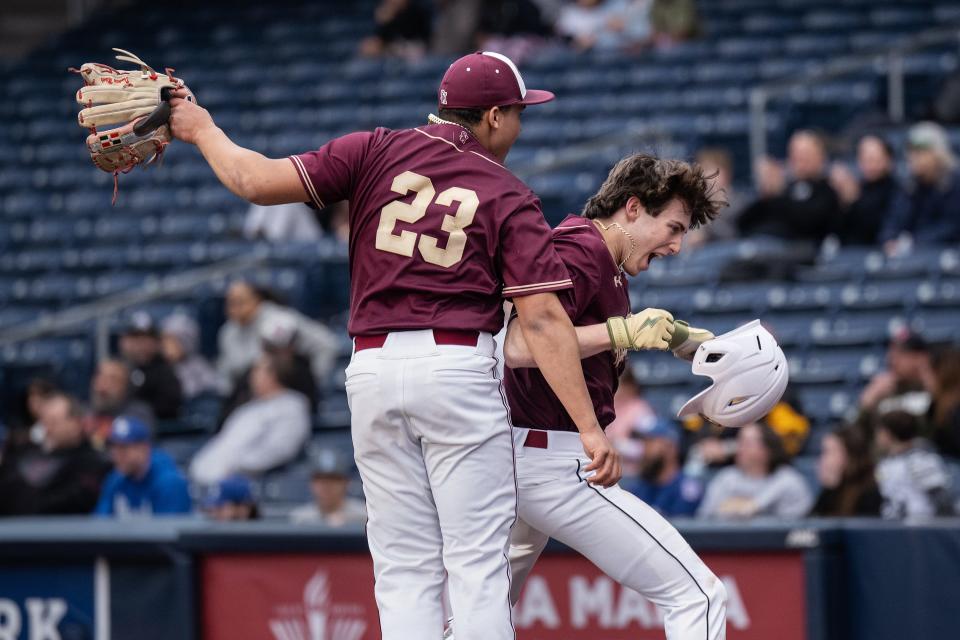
[[73, 48, 193, 199]]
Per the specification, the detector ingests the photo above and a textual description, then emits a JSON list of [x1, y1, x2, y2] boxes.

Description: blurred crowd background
[[1, 0, 960, 526]]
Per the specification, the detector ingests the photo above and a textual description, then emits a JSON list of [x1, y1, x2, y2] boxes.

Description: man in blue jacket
[[880, 121, 960, 250], [95, 416, 192, 516], [621, 416, 703, 517]]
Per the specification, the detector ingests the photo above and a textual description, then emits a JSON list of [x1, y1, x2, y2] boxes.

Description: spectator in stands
[[202, 475, 259, 521], [2, 378, 58, 459], [190, 352, 311, 486], [686, 147, 745, 248], [555, 0, 652, 53], [0, 393, 110, 515], [431, 0, 482, 56], [243, 202, 322, 243], [926, 346, 960, 460], [738, 130, 841, 246], [810, 425, 882, 517], [94, 416, 192, 517], [475, 0, 553, 63], [649, 0, 701, 47], [217, 280, 337, 392], [161, 313, 220, 400], [697, 422, 813, 519], [359, 0, 432, 60], [290, 449, 367, 526], [621, 417, 703, 517], [859, 328, 935, 424], [87, 359, 155, 447], [829, 135, 908, 246], [875, 410, 954, 519], [119, 312, 183, 420], [880, 122, 960, 253], [218, 310, 320, 425]]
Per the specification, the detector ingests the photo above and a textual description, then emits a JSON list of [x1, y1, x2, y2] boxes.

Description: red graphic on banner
[[203, 554, 377, 640], [203, 552, 805, 640]]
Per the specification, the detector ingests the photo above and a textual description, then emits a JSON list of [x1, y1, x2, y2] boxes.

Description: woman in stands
[[810, 425, 882, 517], [926, 346, 960, 460], [697, 421, 813, 519]]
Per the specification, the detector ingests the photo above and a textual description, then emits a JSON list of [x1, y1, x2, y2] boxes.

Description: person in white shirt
[[289, 448, 366, 527], [875, 410, 954, 519], [243, 201, 322, 243], [216, 280, 338, 389], [190, 352, 310, 486], [697, 421, 813, 519]]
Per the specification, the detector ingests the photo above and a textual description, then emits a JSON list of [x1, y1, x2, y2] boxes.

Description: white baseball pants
[[346, 330, 517, 640], [510, 428, 727, 640]]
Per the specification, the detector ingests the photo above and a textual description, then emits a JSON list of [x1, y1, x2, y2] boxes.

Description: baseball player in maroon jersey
[[446, 154, 728, 639], [168, 52, 628, 639]]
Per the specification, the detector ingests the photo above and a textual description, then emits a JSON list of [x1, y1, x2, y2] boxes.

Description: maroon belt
[[354, 329, 480, 352], [523, 430, 549, 449]]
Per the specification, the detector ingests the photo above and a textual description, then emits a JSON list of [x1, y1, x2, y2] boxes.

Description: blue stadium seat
[[261, 461, 313, 504], [915, 279, 960, 308], [838, 280, 919, 312], [795, 386, 857, 425], [315, 392, 350, 430], [788, 349, 882, 385], [765, 311, 826, 350], [632, 285, 700, 318], [692, 282, 768, 315], [156, 434, 209, 470], [3, 337, 91, 367], [630, 352, 691, 387], [865, 247, 945, 280], [909, 309, 960, 343], [765, 283, 841, 313], [810, 312, 900, 347]]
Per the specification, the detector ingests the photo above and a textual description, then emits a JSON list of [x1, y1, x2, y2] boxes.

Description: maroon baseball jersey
[[290, 123, 572, 336], [505, 215, 631, 431]]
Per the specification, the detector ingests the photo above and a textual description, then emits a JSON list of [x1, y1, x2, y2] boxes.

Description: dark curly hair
[[581, 153, 726, 229]]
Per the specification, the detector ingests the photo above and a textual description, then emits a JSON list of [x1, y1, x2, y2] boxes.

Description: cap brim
[[519, 89, 554, 105]]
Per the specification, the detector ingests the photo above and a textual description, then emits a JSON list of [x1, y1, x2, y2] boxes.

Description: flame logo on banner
[[269, 570, 368, 640]]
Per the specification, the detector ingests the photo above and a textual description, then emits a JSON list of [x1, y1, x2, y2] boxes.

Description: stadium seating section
[[2, 0, 959, 507]]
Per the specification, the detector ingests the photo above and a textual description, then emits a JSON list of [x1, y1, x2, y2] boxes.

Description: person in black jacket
[[738, 129, 841, 245], [829, 135, 908, 246], [0, 393, 110, 515], [119, 312, 183, 421], [810, 425, 882, 517]]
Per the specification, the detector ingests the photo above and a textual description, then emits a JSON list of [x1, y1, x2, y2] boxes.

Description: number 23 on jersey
[[375, 170, 480, 268]]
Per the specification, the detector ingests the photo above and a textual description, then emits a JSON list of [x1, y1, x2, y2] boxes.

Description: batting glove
[[669, 319, 714, 361], [607, 308, 674, 351]]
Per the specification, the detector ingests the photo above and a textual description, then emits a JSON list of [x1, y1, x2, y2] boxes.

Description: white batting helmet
[[677, 320, 788, 428]]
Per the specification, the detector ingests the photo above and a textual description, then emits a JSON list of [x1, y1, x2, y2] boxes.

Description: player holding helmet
[[447, 153, 736, 639]]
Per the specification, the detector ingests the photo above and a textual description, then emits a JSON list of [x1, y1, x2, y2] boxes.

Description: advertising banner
[[0, 564, 95, 640], [203, 551, 805, 640]]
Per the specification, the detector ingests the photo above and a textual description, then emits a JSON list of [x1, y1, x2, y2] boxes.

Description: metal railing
[[0, 252, 265, 361], [749, 23, 960, 168]]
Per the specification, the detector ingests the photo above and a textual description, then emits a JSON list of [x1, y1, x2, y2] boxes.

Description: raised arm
[[168, 93, 308, 205]]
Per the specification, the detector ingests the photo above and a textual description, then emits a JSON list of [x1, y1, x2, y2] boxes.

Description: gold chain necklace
[[591, 218, 636, 269]]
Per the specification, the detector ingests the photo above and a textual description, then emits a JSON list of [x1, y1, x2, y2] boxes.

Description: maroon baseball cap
[[438, 51, 554, 110]]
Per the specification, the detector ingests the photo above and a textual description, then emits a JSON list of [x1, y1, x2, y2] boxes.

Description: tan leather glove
[[606, 308, 674, 351], [670, 319, 714, 361]]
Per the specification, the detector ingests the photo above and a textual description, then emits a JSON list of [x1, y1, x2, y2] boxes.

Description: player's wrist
[[605, 316, 630, 350]]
